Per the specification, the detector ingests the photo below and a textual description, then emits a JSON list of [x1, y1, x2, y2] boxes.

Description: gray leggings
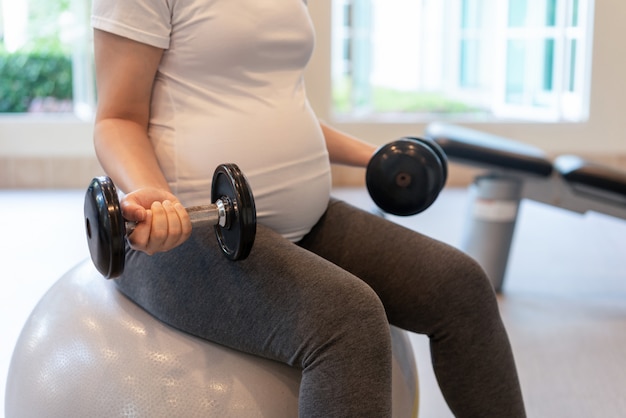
[[116, 199, 525, 417]]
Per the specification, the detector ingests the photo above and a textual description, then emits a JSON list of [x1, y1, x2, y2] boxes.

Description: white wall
[[0, 0, 623, 159], [0, 115, 94, 157]]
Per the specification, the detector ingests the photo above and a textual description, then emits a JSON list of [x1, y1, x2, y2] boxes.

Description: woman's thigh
[[115, 221, 390, 367], [297, 199, 498, 333]]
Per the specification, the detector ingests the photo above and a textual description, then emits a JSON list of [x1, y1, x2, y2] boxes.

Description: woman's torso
[[92, 0, 331, 241]]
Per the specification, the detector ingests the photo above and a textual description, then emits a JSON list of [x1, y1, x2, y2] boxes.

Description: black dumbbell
[[84, 164, 256, 279], [366, 137, 448, 216]]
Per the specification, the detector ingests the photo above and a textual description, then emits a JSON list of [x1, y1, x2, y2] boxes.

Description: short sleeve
[[92, 0, 172, 49]]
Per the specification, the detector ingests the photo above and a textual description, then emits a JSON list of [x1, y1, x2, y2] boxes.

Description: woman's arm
[[93, 29, 191, 254], [320, 122, 377, 168], [94, 29, 166, 192]]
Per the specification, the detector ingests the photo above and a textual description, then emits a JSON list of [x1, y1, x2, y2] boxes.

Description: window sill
[[0, 114, 94, 158], [329, 111, 588, 125], [0, 112, 93, 124]]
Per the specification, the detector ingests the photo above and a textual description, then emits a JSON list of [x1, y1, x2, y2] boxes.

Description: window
[[0, 0, 94, 118], [332, 0, 594, 122]]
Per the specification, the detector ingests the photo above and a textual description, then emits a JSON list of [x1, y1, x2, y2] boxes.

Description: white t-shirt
[[92, 0, 331, 241]]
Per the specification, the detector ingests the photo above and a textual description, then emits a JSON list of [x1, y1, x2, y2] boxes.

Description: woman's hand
[[121, 188, 192, 255]]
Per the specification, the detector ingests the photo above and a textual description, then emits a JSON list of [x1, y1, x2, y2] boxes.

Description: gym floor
[[2, 187, 625, 417]]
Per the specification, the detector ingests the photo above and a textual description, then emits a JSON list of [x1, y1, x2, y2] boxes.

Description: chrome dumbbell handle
[[124, 199, 231, 235]]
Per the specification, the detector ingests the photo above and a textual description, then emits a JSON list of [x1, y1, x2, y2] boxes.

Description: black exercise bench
[[425, 122, 626, 292]]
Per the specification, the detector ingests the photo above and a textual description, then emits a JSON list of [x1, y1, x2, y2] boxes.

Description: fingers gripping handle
[[124, 202, 227, 235]]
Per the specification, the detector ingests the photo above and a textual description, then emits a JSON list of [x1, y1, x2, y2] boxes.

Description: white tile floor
[[2, 187, 626, 417], [2, 190, 91, 417]]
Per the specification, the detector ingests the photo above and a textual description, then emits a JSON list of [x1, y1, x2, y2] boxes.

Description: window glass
[[460, 39, 483, 89], [508, 0, 527, 27], [543, 39, 555, 91], [571, 0, 579, 26], [545, 0, 557, 26], [504, 38, 555, 107], [332, 0, 593, 122], [462, 0, 487, 29], [0, 0, 94, 117], [508, 0, 557, 27]]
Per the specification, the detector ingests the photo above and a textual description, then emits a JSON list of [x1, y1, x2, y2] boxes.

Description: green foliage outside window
[[0, 49, 73, 112], [0, 0, 73, 112], [333, 76, 482, 115]]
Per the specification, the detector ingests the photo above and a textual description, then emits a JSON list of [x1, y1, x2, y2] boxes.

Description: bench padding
[[424, 122, 626, 292], [555, 155, 626, 198], [427, 123, 554, 177]]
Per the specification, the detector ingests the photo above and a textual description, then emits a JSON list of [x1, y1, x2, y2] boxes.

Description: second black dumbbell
[[366, 137, 448, 216]]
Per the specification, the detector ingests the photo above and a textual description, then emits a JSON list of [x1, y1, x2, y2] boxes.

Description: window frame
[[331, 0, 595, 123]]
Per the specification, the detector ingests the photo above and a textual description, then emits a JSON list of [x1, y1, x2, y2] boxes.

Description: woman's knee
[[428, 250, 501, 323], [296, 277, 391, 368]]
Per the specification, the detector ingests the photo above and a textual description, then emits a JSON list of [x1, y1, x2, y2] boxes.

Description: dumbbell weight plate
[[84, 176, 126, 279], [409, 136, 448, 187], [211, 164, 256, 260], [366, 138, 447, 216]]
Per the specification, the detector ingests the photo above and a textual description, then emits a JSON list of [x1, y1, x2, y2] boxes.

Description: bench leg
[[461, 175, 523, 292]]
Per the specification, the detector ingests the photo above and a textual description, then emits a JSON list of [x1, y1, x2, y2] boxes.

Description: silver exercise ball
[[6, 260, 419, 417]]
